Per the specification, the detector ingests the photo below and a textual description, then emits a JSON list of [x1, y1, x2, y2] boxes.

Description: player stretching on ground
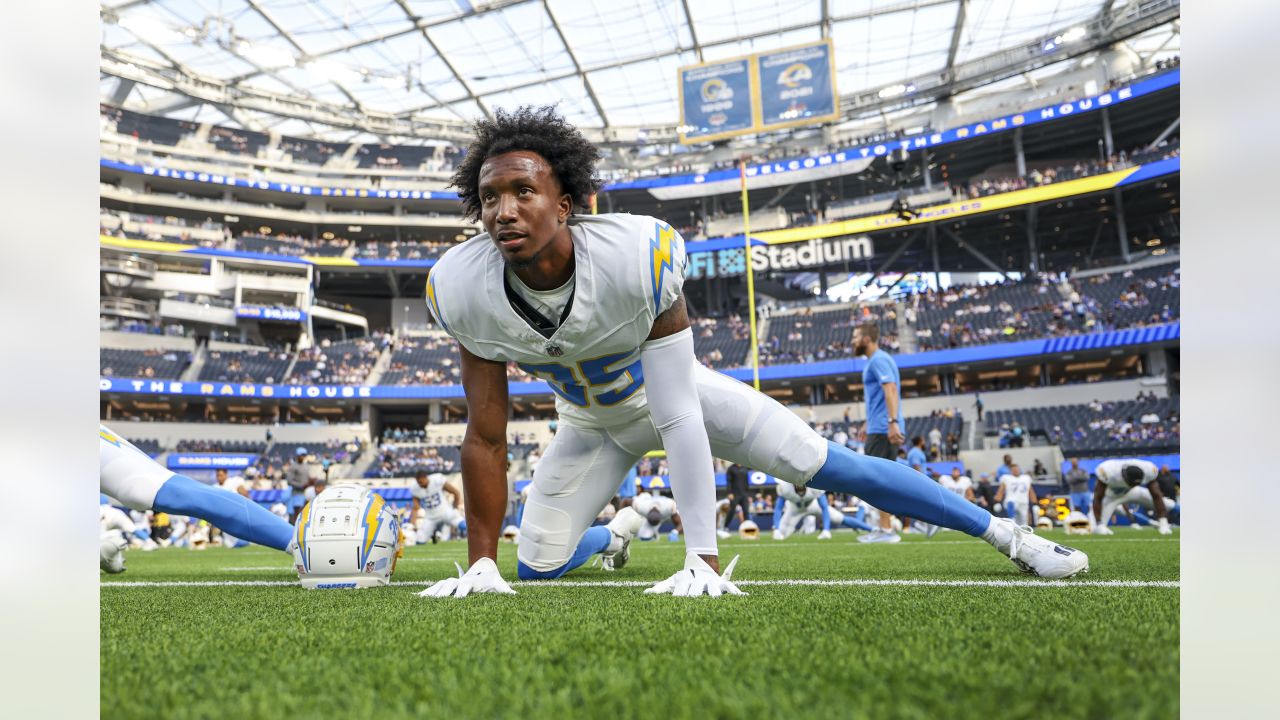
[[100, 425, 295, 561], [772, 480, 874, 540], [633, 489, 682, 541], [1090, 459, 1174, 535], [419, 107, 1088, 599], [410, 471, 467, 543]]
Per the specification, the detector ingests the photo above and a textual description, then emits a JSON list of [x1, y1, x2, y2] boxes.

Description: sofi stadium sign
[[687, 235, 874, 279]]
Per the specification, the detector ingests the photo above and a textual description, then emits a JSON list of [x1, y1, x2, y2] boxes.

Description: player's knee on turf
[[516, 522, 574, 577]]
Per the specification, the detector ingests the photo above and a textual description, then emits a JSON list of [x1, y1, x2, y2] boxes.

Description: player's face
[[415, 475, 429, 488], [478, 151, 572, 269]]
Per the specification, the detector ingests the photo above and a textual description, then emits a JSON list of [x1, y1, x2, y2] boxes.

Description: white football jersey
[[776, 480, 822, 508], [1095, 459, 1158, 493], [633, 492, 677, 520], [426, 213, 687, 428], [411, 476, 451, 513], [1000, 473, 1033, 503], [940, 475, 972, 497]]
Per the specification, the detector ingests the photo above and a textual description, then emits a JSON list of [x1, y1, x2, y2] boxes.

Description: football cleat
[[993, 519, 1089, 579], [857, 529, 901, 544], [601, 507, 643, 571], [716, 529, 732, 540]]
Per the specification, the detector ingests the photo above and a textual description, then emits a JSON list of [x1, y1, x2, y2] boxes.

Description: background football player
[[773, 480, 874, 539], [632, 488, 682, 541], [410, 470, 467, 543], [1090, 458, 1175, 534]]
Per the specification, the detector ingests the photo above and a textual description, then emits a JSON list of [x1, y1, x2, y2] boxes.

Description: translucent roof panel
[[100, 0, 1156, 139], [425, 3, 576, 97], [831, 2, 958, 95], [587, 52, 698, 127], [546, 0, 692, 69], [686, 0, 822, 46], [955, 0, 1106, 64]]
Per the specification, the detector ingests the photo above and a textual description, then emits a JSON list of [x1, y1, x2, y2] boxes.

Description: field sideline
[[102, 531, 1179, 719]]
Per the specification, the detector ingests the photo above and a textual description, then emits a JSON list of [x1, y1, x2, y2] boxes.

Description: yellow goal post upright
[[739, 158, 762, 390]]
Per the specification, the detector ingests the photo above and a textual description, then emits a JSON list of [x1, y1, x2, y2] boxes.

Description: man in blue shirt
[[854, 321, 906, 543], [906, 436, 928, 470]]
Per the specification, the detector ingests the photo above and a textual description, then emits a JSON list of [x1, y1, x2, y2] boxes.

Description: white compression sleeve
[[640, 328, 718, 557]]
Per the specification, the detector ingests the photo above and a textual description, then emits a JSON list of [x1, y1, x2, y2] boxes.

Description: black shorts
[[864, 433, 899, 461]]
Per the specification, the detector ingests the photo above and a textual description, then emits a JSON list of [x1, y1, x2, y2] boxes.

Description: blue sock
[[808, 441, 992, 537], [841, 514, 875, 532], [153, 474, 294, 552], [517, 525, 612, 580]]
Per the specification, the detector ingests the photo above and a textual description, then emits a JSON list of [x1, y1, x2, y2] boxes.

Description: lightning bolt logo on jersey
[[426, 213, 688, 429]]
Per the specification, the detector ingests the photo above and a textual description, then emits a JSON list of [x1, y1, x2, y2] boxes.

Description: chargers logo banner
[[756, 41, 838, 130], [679, 58, 754, 142]]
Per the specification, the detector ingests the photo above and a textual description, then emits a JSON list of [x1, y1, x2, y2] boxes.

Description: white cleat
[[716, 529, 732, 540], [771, 529, 785, 541], [601, 507, 643, 571], [993, 519, 1089, 579], [858, 529, 901, 544]]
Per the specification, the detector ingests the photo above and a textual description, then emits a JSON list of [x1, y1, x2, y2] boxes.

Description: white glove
[[771, 529, 784, 541], [418, 557, 516, 598], [1093, 523, 1113, 535], [817, 530, 832, 540], [645, 552, 746, 598], [1157, 517, 1172, 535]]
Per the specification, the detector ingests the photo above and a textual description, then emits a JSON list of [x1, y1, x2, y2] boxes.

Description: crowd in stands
[[692, 315, 751, 369], [200, 348, 293, 384], [987, 393, 1179, 457], [758, 307, 898, 365], [367, 443, 459, 478], [289, 334, 391, 386], [100, 348, 190, 378], [238, 232, 351, 258], [381, 335, 460, 385], [174, 439, 266, 453], [101, 316, 190, 337], [957, 140, 1180, 200], [356, 239, 452, 261]]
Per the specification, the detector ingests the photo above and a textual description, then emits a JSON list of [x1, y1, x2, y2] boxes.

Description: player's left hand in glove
[[1157, 517, 1172, 535], [645, 551, 746, 597], [418, 557, 516, 598]]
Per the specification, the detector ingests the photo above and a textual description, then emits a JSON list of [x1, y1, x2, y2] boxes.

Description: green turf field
[[101, 530, 1178, 719]]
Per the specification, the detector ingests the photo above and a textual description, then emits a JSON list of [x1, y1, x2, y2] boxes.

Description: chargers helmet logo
[[778, 63, 813, 88]]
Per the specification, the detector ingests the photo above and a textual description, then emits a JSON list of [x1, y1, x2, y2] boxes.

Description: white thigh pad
[[693, 366, 828, 485], [100, 426, 172, 511]]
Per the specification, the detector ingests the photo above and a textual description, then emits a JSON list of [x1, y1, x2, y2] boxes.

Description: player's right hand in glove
[[645, 552, 746, 598], [1092, 523, 1113, 535], [419, 557, 516, 598]]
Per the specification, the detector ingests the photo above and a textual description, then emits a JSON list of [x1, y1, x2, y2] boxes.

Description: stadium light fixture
[[878, 84, 908, 99]]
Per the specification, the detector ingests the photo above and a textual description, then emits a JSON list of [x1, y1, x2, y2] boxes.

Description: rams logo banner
[[756, 41, 838, 130], [679, 58, 753, 141]]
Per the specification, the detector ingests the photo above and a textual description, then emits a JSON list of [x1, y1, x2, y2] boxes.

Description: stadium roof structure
[[100, 0, 1179, 144]]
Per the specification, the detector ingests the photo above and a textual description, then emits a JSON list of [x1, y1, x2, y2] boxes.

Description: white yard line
[[102, 577, 1179, 589]]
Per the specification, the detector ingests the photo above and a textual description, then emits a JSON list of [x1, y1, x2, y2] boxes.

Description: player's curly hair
[[450, 105, 603, 222]]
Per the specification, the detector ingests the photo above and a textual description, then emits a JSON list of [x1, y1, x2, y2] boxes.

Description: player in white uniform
[[632, 490, 681, 541], [410, 471, 466, 543], [99, 424, 294, 553], [419, 107, 1088, 599], [939, 467, 974, 501], [995, 464, 1037, 527], [773, 481, 873, 539], [1090, 459, 1174, 534]]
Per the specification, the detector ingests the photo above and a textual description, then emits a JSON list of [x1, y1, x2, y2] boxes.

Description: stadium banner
[[99, 323, 1177, 400], [167, 453, 259, 470], [624, 68, 1179, 189], [687, 235, 875, 280], [755, 40, 840, 132], [678, 57, 756, 142], [236, 305, 307, 322]]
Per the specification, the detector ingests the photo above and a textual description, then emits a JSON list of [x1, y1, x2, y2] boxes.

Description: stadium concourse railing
[[100, 322, 1180, 402]]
